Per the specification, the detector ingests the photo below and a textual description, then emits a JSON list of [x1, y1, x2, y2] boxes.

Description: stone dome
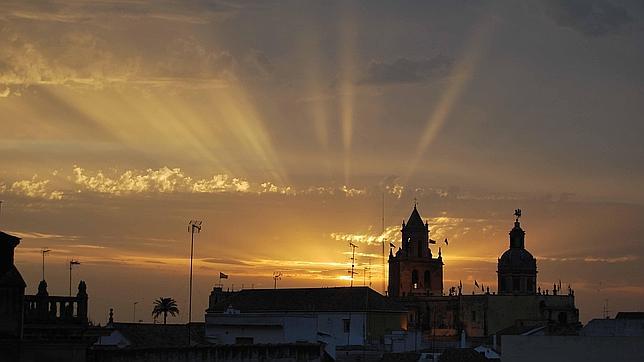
[[498, 248, 536, 271]]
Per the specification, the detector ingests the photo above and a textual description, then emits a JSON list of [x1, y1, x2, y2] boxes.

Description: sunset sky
[[1, 0, 643, 325]]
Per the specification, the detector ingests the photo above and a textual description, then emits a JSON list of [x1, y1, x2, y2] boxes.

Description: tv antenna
[[363, 265, 372, 287], [603, 299, 611, 319], [348, 241, 358, 287], [187, 220, 202, 326], [273, 272, 282, 289]]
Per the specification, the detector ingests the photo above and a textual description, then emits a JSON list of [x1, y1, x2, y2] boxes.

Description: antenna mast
[[273, 272, 282, 289], [348, 241, 358, 287], [188, 220, 202, 326]]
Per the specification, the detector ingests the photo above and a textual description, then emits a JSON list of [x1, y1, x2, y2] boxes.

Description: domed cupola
[[497, 209, 537, 295]]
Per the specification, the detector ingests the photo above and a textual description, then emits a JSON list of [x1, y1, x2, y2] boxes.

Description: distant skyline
[[1, 0, 643, 324]]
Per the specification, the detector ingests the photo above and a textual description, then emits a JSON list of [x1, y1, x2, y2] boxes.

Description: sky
[[1, 0, 643, 325]]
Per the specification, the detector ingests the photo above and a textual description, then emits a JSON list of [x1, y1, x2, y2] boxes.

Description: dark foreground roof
[[209, 287, 405, 313], [108, 323, 206, 348], [439, 348, 489, 362], [616, 312, 644, 320], [381, 352, 422, 362]]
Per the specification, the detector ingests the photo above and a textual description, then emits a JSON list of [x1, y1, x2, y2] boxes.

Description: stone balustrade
[[23, 280, 88, 324]]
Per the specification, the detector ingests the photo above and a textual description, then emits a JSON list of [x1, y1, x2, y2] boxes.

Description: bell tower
[[388, 205, 444, 297]]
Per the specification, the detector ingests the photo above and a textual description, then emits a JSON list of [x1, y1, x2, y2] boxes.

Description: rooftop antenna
[[133, 301, 141, 323], [69, 259, 80, 296], [187, 220, 202, 326], [368, 256, 373, 287], [603, 299, 611, 319], [363, 264, 372, 287], [273, 272, 282, 289], [348, 241, 358, 287], [41, 248, 51, 281]]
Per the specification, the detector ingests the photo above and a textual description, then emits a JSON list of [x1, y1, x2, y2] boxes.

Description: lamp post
[[133, 301, 139, 323], [69, 259, 80, 296], [41, 248, 51, 281]]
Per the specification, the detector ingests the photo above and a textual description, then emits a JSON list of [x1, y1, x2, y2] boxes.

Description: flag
[[219, 272, 228, 279], [70, 260, 80, 265], [389, 242, 395, 248], [444, 238, 449, 245], [474, 280, 479, 288], [429, 239, 437, 244]]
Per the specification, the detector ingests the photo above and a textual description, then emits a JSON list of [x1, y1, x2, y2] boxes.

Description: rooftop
[[208, 286, 405, 313]]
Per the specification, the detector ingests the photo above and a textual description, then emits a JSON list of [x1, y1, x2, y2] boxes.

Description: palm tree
[[152, 297, 179, 324]]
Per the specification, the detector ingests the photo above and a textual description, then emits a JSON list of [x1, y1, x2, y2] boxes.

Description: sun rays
[[402, 16, 497, 185]]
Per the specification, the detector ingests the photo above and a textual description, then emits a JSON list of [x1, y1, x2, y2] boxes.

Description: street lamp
[[69, 259, 80, 296], [41, 248, 51, 281]]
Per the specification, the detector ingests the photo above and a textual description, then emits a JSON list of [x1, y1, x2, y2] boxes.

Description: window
[[500, 278, 506, 292], [513, 277, 520, 291], [527, 278, 534, 292], [424, 270, 431, 289], [412, 270, 419, 288], [343, 318, 350, 333], [472, 311, 477, 322]]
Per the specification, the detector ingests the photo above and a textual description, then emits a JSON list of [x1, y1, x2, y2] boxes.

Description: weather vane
[[514, 209, 522, 222]]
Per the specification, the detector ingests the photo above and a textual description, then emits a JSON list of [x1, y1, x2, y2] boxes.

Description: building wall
[[20, 342, 88, 362], [0, 283, 24, 338], [485, 294, 577, 335], [389, 258, 442, 297], [502, 335, 644, 362], [393, 294, 578, 338], [206, 310, 407, 348], [205, 312, 368, 346]]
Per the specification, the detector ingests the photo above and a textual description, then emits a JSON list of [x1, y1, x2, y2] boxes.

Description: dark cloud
[[0, 0, 235, 24], [546, 0, 634, 37], [359, 55, 452, 85]]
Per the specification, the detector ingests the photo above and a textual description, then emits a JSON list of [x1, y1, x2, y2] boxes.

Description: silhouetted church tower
[[388, 205, 443, 297], [497, 209, 537, 295]]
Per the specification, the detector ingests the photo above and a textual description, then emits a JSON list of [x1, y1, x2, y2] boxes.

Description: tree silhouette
[[151, 297, 179, 324]]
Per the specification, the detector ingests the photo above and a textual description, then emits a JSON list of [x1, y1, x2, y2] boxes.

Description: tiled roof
[[208, 287, 405, 313], [616, 312, 644, 320], [109, 322, 206, 348]]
